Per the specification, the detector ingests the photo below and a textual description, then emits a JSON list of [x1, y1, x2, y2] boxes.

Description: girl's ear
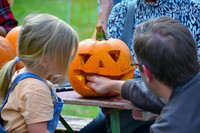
[[142, 65, 153, 82], [40, 58, 48, 67]]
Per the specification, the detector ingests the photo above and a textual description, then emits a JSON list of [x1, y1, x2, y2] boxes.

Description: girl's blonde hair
[[0, 13, 78, 99]]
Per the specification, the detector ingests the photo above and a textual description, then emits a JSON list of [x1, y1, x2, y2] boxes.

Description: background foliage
[[11, 0, 98, 41], [11, 0, 99, 118]]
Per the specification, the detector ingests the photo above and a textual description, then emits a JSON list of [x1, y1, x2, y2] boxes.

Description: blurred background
[[11, 0, 99, 118]]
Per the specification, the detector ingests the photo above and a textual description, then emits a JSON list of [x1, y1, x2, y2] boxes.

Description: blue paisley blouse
[[107, 0, 200, 78]]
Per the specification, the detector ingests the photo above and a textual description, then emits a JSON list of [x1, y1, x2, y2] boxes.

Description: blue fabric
[[79, 108, 153, 133], [0, 117, 7, 133], [47, 96, 63, 133], [105, 110, 153, 133], [113, 0, 122, 5], [0, 73, 63, 133], [78, 109, 107, 133]]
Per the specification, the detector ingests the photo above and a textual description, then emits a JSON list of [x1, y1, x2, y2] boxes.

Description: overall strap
[[121, 0, 137, 48], [1, 73, 47, 109]]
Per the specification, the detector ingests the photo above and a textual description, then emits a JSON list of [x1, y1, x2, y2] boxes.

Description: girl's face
[[39, 56, 60, 76], [47, 58, 61, 75]]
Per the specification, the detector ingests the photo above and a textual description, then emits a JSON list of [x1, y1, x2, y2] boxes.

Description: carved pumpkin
[[6, 26, 25, 70], [68, 25, 134, 97], [0, 36, 15, 69]]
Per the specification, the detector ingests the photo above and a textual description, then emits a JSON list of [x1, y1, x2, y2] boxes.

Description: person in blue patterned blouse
[[107, 0, 200, 78], [79, 0, 200, 133]]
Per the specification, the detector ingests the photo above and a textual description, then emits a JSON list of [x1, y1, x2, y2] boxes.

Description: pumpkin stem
[[95, 25, 108, 41]]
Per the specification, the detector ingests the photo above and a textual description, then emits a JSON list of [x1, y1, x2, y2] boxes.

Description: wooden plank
[[57, 90, 142, 110], [56, 116, 93, 132]]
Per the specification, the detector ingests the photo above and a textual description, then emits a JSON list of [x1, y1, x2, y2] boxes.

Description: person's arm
[[87, 75, 166, 114], [0, 0, 18, 36], [0, 26, 7, 37], [121, 80, 166, 114], [20, 80, 54, 133], [92, 0, 113, 38], [27, 122, 50, 133]]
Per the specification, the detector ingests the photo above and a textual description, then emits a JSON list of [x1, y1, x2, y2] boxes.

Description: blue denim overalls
[[0, 72, 63, 133]]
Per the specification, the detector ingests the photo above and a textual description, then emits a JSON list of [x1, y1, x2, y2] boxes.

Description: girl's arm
[[27, 121, 50, 133]]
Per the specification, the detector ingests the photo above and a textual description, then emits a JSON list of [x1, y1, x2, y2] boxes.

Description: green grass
[[11, 0, 99, 118], [11, 0, 98, 41], [62, 105, 99, 118]]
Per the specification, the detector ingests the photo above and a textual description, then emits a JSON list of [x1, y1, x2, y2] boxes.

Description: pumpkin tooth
[[76, 75, 84, 81], [120, 70, 135, 80]]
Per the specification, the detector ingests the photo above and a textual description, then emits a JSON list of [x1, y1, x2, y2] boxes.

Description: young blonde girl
[[0, 13, 78, 133]]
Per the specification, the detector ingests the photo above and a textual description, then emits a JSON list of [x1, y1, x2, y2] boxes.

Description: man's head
[[134, 16, 199, 89]]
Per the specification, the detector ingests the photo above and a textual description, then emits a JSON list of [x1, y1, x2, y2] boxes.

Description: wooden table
[[57, 90, 151, 133]]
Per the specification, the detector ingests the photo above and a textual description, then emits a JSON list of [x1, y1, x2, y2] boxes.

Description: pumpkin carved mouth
[[69, 69, 134, 97], [73, 70, 133, 86]]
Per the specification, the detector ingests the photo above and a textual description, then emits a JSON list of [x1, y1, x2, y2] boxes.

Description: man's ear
[[142, 65, 153, 82]]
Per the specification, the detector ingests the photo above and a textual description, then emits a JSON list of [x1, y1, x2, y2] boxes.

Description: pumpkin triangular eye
[[79, 54, 91, 66], [108, 50, 120, 62]]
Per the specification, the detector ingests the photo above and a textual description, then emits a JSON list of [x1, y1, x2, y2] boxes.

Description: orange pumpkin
[[0, 36, 15, 69], [5, 26, 21, 56], [68, 25, 134, 97], [6, 26, 25, 70]]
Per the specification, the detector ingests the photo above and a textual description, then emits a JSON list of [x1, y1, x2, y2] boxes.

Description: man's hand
[[86, 75, 125, 94]]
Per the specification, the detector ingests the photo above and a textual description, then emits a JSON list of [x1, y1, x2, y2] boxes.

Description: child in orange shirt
[[0, 13, 78, 133]]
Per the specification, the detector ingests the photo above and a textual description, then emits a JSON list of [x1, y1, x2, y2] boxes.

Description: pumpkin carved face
[[68, 26, 134, 97]]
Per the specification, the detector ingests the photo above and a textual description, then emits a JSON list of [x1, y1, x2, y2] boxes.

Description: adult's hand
[[86, 75, 125, 94]]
